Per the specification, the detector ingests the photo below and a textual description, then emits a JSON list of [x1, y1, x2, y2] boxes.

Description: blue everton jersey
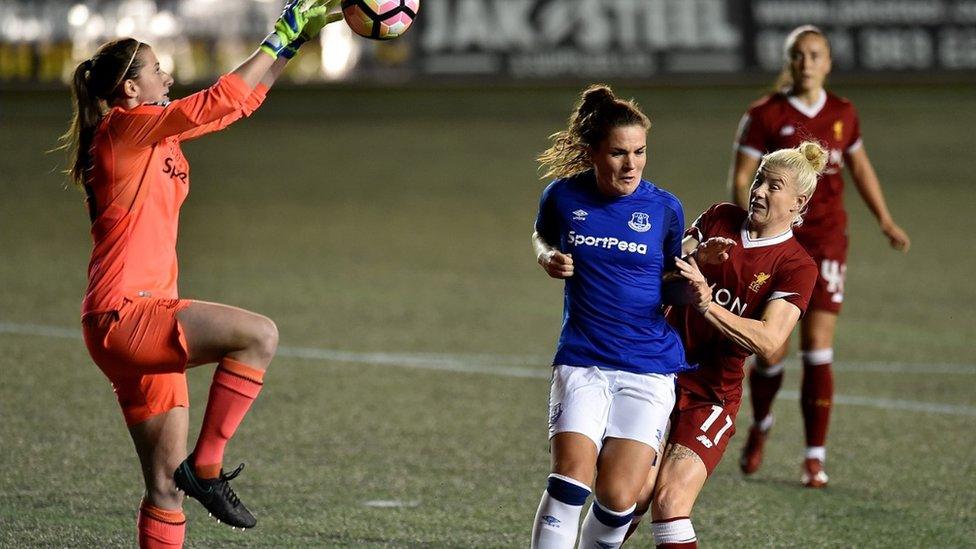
[[535, 172, 689, 375]]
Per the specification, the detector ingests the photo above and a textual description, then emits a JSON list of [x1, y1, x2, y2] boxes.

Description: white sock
[[805, 446, 826, 461], [652, 517, 697, 545], [531, 474, 591, 549], [578, 499, 636, 549]]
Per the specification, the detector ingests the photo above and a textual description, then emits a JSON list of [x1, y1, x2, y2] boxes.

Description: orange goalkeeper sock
[[192, 357, 265, 479], [137, 500, 185, 549]]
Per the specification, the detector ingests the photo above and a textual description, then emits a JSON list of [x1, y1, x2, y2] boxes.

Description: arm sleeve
[[736, 106, 767, 159], [685, 203, 721, 242], [663, 201, 685, 271], [767, 259, 818, 317], [845, 104, 863, 155], [177, 83, 270, 143], [534, 181, 561, 245], [109, 73, 251, 148]]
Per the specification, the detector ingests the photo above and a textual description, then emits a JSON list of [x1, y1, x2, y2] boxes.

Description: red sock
[[801, 349, 834, 448], [749, 361, 784, 427], [137, 500, 185, 549], [192, 357, 265, 479]]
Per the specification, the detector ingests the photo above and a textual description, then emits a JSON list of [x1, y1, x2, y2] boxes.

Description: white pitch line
[[2, 321, 975, 417]]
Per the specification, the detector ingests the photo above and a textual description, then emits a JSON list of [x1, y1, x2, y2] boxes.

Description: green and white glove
[[260, 0, 333, 59], [281, 0, 343, 59]]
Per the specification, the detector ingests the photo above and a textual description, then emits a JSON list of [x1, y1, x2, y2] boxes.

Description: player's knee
[[651, 481, 692, 519], [594, 478, 640, 512], [247, 316, 278, 365]]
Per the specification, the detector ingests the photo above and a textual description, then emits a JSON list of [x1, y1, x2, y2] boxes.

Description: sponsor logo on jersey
[[779, 124, 795, 136], [834, 120, 844, 141], [572, 209, 588, 221], [163, 157, 188, 183], [748, 272, 771, 292], [628, 212, 651, 233], [696, 434, 714, 448], [713, 287, 747, 316], [567, 231, 648, 255]]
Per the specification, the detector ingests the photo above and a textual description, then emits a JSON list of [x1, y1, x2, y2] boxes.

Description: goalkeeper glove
[[281, 0, 343, 59], [260, 0, 332, 59]]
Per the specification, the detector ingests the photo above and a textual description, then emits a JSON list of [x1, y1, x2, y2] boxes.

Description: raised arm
[[846, 146, 911, 252]]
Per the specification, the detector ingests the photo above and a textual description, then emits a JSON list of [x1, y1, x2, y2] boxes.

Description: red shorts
[[82, 297, 192, 426], [667, 387, 742, 475], [795, 230, 848, 314]]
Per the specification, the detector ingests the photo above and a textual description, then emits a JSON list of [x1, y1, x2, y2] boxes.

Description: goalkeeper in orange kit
[[57, 1, 340, 546]]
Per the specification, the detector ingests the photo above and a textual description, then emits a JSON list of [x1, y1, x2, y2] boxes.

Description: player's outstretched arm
[[675, 256, 800, 357], [532, 231, 574, 279], [846, 146, 911, 253], [232, 0, 339, 89]]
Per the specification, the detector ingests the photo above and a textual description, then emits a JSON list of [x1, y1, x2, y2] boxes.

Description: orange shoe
[[802, 458, 829, 488], [739, 425, 770, 475]]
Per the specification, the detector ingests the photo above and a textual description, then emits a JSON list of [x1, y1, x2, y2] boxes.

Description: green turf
[[1, 84, 974, 547]]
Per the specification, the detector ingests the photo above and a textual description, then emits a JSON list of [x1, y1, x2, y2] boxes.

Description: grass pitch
[[1, 83, 974, 547]]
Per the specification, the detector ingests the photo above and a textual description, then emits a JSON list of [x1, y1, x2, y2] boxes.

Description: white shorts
[[547, 364, 675, 451]]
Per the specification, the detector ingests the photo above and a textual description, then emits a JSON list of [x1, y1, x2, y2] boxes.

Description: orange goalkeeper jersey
[[81, 73, 268, 316]]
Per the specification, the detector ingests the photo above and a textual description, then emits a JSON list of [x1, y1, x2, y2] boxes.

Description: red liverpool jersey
[[735, 90, 861, 238], [668, 203, 818, 401]]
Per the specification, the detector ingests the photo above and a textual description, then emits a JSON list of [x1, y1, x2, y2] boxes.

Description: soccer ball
[[341, 0, 420, 40]]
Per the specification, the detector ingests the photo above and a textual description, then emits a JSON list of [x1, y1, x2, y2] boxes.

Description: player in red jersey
[[623, 142, 824, 548], [729, 25, 911, 487], [57, 2, 340, 546]]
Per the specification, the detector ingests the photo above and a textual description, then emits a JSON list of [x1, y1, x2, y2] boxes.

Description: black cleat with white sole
[[174, 455, 257, 529]]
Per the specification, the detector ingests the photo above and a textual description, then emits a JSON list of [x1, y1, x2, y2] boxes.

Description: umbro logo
[[572, 209, 588, 221], [541, 515, 561, 527], [780, 125, 795, 136]]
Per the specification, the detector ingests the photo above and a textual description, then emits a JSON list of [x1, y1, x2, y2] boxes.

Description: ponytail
[[537, 84, 651, 180], [54, 38, 144, 188]]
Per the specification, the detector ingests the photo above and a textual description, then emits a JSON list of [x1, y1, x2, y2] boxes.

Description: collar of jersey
[[786, 89, 827, 119], [739, 220, 793, 248]]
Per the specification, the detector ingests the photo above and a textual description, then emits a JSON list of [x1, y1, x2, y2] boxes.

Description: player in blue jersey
[[528, 84, 691, 549]]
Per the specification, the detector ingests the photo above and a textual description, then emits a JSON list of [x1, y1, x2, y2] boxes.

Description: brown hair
[[773, 25, 831, 92], [537, 84, 651, 180], [55, 38, 145, 188]]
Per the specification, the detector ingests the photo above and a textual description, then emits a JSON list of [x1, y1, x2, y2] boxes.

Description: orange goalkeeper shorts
[[83, 296, 192, 426]]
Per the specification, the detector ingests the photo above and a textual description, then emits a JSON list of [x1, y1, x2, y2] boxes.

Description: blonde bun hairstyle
[[760, 140, 828, 226]]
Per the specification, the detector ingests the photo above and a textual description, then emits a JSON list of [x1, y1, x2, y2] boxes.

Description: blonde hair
[[760, 141, 827, 226], [773, 25, 830, 92], [537, 84, 650, 180]]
